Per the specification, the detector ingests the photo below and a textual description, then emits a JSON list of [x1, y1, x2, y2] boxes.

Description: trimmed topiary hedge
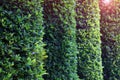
[[76, 0, 103, 80], [0, 0, 46, 80], [100, 0, 120, 80], [43, 0, 79, 80]]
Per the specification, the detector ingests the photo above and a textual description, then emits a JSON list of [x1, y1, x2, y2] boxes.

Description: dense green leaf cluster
[[100, 0, 120, 80], [0, 0, 46, 80], [1, 0, 120, 80], [76, 0, 103, 80], [43, 0, 79, 80]]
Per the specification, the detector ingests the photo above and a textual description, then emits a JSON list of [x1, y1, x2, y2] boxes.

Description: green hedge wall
[[100, 0, 120, 80], [43, 0, 79, 80], [0, 0, 46, 80], [76, 0, 103, 80]]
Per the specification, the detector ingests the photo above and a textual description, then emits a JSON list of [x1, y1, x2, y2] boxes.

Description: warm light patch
[[103, 0, 111, 4]]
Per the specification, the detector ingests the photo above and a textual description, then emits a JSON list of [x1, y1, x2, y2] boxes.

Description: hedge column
[[76, 0, 103, 80], [43, 0, 79, 80], [100, 0, 120, 80], [0, 0, 46, 80]]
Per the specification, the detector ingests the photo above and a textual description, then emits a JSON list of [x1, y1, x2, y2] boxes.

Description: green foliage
[[0, 0, 46, 80], [43, 0, 79, 80], [76, 0, 103, 80], [100, 0, 120, 80]]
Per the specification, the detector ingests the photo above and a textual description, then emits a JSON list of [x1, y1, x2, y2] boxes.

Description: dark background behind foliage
[[100, 0, 120, 80]]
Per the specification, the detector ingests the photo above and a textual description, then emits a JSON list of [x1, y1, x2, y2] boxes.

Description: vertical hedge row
[[43, 0, 79, 80], [111, 34, 120, 80], [76, 0, 103, 80], [0, 0, 46, 80], [100, 0, 120, 80]]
